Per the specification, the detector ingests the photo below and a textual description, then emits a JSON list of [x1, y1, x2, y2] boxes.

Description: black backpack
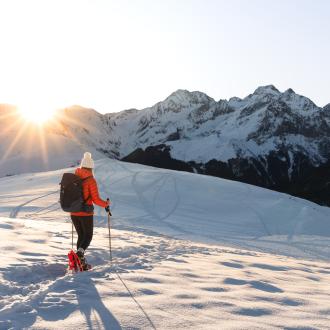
[[60, 173, 94, 213]]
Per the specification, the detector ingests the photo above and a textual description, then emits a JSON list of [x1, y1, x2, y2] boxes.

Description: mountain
[[0, 105, 106, 177], [1, 85, 329, 204], [0, 159, 329, 328], [109, 85, 329, 162], [113, 86, 330, 205]]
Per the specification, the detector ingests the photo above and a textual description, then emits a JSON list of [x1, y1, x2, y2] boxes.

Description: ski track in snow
[[9, 191, 59, 219], [0, 158, 330, 329]]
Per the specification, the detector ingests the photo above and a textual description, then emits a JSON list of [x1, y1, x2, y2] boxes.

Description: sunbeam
[[37, 125, 49, 167], [1, 120, 30, 162]]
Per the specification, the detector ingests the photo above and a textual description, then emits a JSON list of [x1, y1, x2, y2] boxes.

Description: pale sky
[[0, 0, 329, 114]]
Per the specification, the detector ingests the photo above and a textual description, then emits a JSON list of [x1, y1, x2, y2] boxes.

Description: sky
[[0, 0, 329, 114]]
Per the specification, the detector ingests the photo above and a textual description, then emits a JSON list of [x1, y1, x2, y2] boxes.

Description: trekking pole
[[106, 198, 112, 265], [71, 221, 74, 250]]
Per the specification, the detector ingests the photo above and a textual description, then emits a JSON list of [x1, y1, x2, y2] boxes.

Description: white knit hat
[[80, 152, 94, 169]]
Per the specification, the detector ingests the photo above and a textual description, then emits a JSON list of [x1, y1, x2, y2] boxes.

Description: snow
[[0, 158, 330, 329]]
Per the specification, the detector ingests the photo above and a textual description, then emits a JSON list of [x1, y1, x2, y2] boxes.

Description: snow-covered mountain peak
[[139, 89, 217, 118], [228, 96, 242, 103], [166, 89, 192, 100], [284, 88, 295, 94], [280, 89, 318, 112], [228, 85, 282, 111], [162, 89, 214, 108], [253, 84, 281, 96], [233, 85, 319, 115]]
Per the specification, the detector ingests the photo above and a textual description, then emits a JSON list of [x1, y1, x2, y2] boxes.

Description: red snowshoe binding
[[68, 250, 83, 272], [68, 250, 91, 272]]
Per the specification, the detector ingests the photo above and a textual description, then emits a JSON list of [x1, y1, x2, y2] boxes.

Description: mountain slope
[[0, 158, 329, 260], [0, 159, 329, 329], [0, 105, 105, 177]]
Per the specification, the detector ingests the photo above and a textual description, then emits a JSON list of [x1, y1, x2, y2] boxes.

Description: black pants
[[71, 215, 94, 251]]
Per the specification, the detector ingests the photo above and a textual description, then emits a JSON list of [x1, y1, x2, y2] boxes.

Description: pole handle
[[106, 198, 112, 216]]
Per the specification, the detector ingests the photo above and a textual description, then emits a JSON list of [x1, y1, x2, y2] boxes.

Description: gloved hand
[[105, 198, 111, 214]]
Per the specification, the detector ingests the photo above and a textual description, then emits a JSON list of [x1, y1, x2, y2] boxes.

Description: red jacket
[[71, 168, 108, 216]]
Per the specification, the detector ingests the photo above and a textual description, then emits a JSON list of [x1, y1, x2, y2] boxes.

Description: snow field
[[0, 218, 329, 329], [1, 158, 329, 260], [0, 158, 330, 329]]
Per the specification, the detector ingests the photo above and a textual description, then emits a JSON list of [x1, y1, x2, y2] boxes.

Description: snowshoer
[[70, 152, 109, 270]]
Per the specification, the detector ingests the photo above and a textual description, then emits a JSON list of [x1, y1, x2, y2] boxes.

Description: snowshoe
[[67, 250, 83, 272], [68, 250, 92, 273]]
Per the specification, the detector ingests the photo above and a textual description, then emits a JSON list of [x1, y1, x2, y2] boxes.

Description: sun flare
[[18, 104, 56, 125]]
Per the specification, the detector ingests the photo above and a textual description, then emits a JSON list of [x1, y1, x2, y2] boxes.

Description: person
[[71, 152, 109, 269]]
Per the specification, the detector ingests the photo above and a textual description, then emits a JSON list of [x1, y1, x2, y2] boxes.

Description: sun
[[18, 103, 56, 125]]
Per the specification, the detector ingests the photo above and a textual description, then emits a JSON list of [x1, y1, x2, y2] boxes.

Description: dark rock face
[[122, 145, 194, 173], [122, 145, 330, 206]]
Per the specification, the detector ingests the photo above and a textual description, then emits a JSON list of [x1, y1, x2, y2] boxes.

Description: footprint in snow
[[306, 275, 321, 282], [27, 239, 47, 244], [138, 288, 160, 295], [221, 261, 244, 269], [108, 291, 131, 297], [249, 281, 283, 293], [166, 257, 188, 263], [38, 300, 76, 320], [249, 263, 288, 271], [174, 294, 199, 299], [280, 298, 304, 307], [200, 287, 227, 293], [128, 276, 161, 284], [254, 296, 303, 307], [180, 272, 201, 279], [223, 278, 247, 285], [2, 263, 66, 284], [234, 307, 273, 317], [223, 277, 283, 293]]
